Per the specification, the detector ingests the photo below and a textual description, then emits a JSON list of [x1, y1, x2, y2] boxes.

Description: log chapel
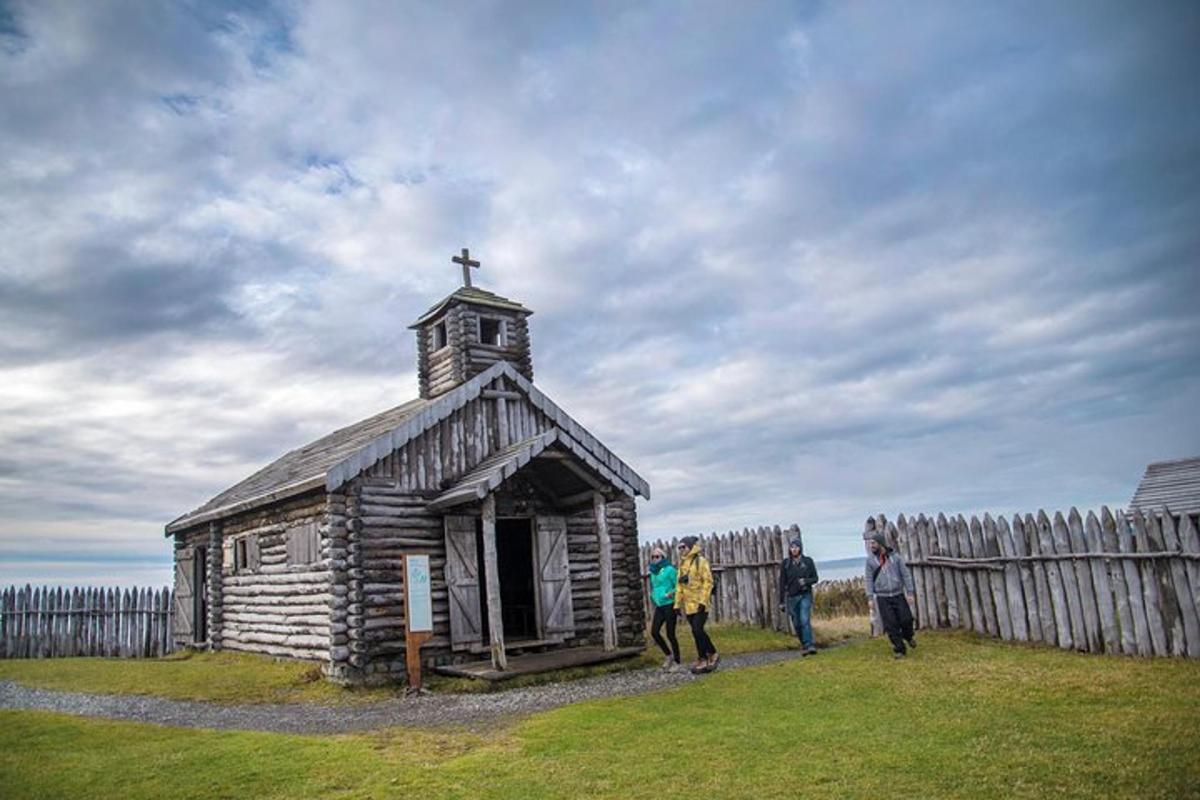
[[166, 250, 651, 683]]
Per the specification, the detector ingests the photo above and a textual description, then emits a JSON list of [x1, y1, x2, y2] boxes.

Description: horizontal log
[[222, 641, 327, 661]]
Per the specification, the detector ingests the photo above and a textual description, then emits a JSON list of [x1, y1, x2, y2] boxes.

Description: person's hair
[[651, 547, 666, 559]]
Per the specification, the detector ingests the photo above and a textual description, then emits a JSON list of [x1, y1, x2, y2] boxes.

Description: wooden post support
[[594, 491, 617, 651], [481, 494, 507, 671], [402, 554, 434, 691]]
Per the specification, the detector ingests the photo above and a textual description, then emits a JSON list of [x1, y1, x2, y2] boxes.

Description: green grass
[[0, 649, 400, 705], [0, 620, 867, 701], [2, 632, 1198, 799]]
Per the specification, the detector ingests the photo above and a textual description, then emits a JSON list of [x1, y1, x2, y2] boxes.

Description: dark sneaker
[[893, 650, 906, 659], [804, 646, 817, 656], [906, 638, 917, 650]]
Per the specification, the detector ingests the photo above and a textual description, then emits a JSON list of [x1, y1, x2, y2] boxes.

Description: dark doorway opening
[[477, 518, 539, 643], [193, 547, 208, 645]]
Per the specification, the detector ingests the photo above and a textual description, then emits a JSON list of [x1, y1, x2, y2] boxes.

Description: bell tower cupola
[[409, 248, 534, 399]]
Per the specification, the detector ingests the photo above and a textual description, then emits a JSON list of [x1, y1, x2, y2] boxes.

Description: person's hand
[[906, 593, 916, 608], [778, 603, 786, 614], [699, 604, 707, 614]]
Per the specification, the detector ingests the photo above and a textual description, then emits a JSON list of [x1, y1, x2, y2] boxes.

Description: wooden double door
[[444, 514, 575, 652]]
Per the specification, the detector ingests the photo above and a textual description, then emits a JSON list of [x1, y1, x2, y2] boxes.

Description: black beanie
[[870, 531, 889, 550], [680, 535, 699, 549]]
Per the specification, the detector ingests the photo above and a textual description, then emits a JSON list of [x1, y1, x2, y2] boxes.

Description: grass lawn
[[2, 631, 1198, 799], [0, 619, 865, 703]]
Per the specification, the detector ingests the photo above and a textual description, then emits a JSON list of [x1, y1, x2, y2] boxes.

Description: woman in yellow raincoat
[[674, 536, 719, 672]]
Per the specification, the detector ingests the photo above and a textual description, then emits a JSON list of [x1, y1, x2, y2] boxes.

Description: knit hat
[[680, 535, 699, 549], [789, 537, 803, 552], [870, 531, 889, 550]]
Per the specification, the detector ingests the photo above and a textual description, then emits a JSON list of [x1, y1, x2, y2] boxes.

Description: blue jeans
[[787, 592, 814, 648]]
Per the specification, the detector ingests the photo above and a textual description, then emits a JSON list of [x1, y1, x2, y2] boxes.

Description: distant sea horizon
[[815, 557, 864, 582]]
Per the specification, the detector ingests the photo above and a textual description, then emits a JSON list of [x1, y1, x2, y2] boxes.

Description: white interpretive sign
[[405, 554, 433, 633]]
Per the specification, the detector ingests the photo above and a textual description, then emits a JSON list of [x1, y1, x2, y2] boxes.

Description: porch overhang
[[427, 427, 637, 512]]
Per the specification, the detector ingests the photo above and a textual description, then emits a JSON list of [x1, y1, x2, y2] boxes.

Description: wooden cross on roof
[[452, 247, 480, 288]]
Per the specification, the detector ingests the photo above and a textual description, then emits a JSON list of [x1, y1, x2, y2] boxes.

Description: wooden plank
[[1131, 511, 1169, 656], [1112, 509, 1152, 655], [1051, 511, 1088, 651], [935, 514, 961, 628], [1178, 511, 1200, 654], [1099, 507, 1137, 654], [1034, 511, 1072, 649], [964, 520, 993, 638], [1083, 509, 1119, 653], [1018, 514, 1050, 644], [991, 514, 1025, 641], [955, 516, 986, 634], [921, 515, 947, 627], [981, 515, 1012, 640], [1146, 512, 1186, 656], [1066, 509, 1102, 652], [1002, 515, 1036, 642], [1160, 510, 1200, 658]]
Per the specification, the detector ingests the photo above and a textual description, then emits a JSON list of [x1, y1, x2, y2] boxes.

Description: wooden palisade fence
[[0, 585, 175, 659], [638, 525, 865, 632], [869, 506, 1200, 658]]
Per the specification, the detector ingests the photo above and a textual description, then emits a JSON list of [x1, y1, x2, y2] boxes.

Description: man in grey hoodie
[[865, 531, 917, 658]]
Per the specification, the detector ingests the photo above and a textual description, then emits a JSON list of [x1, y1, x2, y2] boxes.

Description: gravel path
[[0, 648, 819, 734]]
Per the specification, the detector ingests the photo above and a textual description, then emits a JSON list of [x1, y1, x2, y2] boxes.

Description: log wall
[[173, 491, 334, 662], [0, 584, 174, 659], [218, 492, 331, 661], [869, 507, 1200, 658], [334, 474, 644, 683]]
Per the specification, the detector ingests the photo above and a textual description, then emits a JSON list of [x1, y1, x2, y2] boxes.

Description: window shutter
[[173, 550, 194, 639]]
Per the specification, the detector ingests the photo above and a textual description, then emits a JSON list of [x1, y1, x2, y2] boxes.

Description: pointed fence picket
[[0, 585, 175, 659], [868, 506, 1200, 658]]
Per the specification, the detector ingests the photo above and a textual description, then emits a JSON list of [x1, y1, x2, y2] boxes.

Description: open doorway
[[477, 517, 539, 643]]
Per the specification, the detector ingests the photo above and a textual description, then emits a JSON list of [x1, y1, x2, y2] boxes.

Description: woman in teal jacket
[[648, 547, 681, 669]]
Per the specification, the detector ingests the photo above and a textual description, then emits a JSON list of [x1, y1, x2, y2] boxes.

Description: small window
[[233, 535, 258, 573], [479, 317, 503, 346], [432, 321, 448, 350]]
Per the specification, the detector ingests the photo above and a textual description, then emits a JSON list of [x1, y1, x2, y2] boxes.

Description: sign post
[[403, 554, 434, 691]]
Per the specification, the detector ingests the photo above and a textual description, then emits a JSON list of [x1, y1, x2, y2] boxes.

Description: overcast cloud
[[1, 0, 1198, 586]]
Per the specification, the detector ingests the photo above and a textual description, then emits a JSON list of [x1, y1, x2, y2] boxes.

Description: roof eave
[[407, 292, 532, 329], [164, 474, 326, 536]]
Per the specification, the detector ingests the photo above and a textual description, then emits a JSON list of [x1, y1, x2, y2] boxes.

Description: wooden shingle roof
[[166, 398, 429, 533], [166, 362, 650, 535], [1128, 457, 1200, 517], [408, 286, 531, 328]]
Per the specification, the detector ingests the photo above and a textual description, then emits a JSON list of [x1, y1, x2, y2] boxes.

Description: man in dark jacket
[[778, 537, 818, 655], [865, 531, 917, 658]]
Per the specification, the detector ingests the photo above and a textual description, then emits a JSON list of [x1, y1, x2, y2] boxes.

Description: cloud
[[1, 0, 1197, 586]]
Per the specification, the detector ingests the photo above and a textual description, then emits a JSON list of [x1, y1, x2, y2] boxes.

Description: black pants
[[877, 594, 915, 653], [650, 605, 681, 663], [687, 608, 717, 659]]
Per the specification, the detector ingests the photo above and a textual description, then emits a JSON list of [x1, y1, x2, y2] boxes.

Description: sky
[[1, 0, 1198, 588]]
